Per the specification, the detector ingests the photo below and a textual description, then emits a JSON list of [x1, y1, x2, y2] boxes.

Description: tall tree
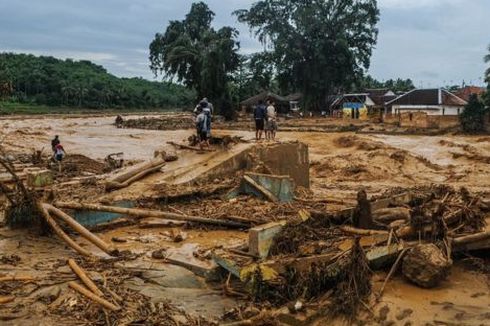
[[235, 0, 380, 111], [485, 44, 490, 107], [149, 2, 240, 118]]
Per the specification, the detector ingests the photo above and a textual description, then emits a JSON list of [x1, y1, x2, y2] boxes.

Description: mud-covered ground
[[0, 114, 489, 325]]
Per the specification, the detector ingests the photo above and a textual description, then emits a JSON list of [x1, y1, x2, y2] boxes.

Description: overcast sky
[[0, 0, 488, 88]]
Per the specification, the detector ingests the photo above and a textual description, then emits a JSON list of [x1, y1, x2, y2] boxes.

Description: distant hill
[[0, 52, 195, 110]]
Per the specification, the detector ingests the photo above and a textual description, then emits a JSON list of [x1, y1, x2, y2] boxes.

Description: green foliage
[[235, 0, 380, 111], [0, 52, 195, 110], [358, 75, 415, 93], [229, 53, 278, 105], [460, 94, 488, 133], [149, 2, 240, 118]]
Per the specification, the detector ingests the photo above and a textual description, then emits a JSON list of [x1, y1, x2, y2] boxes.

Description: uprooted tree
[[149, 2, 240, 119], [235, 0, 380, 111], [460, 94, 488, 134]]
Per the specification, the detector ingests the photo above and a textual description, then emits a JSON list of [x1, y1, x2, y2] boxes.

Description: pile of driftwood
[[216, 186, 489, 324]]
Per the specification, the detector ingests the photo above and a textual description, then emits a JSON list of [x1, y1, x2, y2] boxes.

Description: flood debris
[[1, 122, 490, 325]]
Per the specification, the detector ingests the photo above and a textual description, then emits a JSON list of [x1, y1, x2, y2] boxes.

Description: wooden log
[[452, 230, 490, 245], [105, 158, 166, 191], [167, 141, 214, 152], [110, 158, 165, 184], [0, 276, 33, 282], [68, 281, 120, 311], [0, 296, 15, 304], [45, 204, 113, 255], [105, 163, 165, 191], [54, 201, 249, 228], [340, 225, 389, 236], [36, 201, 92, 257], [68, 259, 104, 297], [396, 209, 464, 239], [243, 175, 278, 203]]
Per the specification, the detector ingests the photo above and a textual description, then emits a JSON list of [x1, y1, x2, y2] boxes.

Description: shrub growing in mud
[[460, 94, 488, 134]]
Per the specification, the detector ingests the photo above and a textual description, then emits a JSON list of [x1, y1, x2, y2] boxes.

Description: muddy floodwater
[[0, 114, 489, 325]]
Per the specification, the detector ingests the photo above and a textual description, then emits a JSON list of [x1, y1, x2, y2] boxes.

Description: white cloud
[[379, 0, 464, 9]]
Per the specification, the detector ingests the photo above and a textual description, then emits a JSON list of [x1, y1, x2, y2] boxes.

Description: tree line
[[0, 52, 195, 109], [150, 0, 387, 114]]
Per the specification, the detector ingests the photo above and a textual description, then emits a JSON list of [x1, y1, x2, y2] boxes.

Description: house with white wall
[[387, 88, 467, 116]]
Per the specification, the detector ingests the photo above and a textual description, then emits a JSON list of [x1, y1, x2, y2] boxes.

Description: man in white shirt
[[266, 100, 277, 140]]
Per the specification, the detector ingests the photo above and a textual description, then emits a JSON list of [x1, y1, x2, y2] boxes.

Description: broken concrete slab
[[248, 221, 287, 258], [164, 244, 220, 280], [227, 173, 295, 203]]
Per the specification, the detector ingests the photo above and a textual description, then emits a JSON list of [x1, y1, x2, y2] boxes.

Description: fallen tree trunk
[[45, 204, 113, 255], [54, 201, 249, 228], [36, 201, 92, 257], [105, 158, 166, 191], [68, 281, 120, 311], [68, 259, 104, 297]]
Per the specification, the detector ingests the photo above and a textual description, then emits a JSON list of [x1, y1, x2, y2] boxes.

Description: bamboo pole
[[44, 204, 113, 254], [68, 282, 120, 311], [68, 259, 104, 297], [54, 201, 249, 228], [36, 201, 92, 257]]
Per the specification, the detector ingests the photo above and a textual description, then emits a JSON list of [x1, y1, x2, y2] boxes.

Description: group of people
[[254, 99, 277, 141], [194, 98, 213, 149]]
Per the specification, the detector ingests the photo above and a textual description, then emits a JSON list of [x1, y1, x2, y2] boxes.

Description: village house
[[330, 88, 396, 120], [386, 88, 468, 129], [387, 88, 467, 116], [452, 85, 486, 102]]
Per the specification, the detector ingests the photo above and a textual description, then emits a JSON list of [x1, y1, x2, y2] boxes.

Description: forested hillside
[[0, 53, 195, 110]]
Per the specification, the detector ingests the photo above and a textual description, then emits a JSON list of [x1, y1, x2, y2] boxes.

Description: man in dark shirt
[[253, 100, 267, 140], [51, 135, 60, 153]]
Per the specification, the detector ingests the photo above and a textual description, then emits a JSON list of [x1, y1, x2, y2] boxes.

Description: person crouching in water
[[54, 143, 66, 172], [196, 102, 211, 149]]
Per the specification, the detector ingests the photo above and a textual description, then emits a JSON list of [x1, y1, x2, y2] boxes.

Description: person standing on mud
[[51, 135, 60, 153], [266, 100, 278, 141], [254, 100, 267, 141], [53, 143, 66, 173], [196, 103, 210, 150]]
